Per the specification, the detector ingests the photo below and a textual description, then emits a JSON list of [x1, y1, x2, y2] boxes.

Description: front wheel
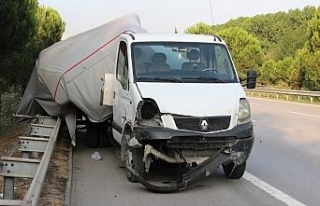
[[126, 147, 146, 182], [223, 161, 246, 179]]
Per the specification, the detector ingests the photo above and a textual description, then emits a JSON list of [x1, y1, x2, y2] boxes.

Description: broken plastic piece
[[91, 151, 102, 161], [127, 148, 230, 193]]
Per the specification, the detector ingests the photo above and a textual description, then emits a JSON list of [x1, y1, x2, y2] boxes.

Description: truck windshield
[[132, 42, 238, 83]]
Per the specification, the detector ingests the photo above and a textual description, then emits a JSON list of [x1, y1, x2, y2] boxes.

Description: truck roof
[[125, 33, 226, 44]]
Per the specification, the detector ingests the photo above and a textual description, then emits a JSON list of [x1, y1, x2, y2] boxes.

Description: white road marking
[[243, 172, 306, 206], [289, 111, 320, 119]]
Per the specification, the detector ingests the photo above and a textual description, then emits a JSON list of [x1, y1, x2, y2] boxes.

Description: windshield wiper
[[154, 77, 184, 83], [182, 77, 225, 83], [137, 77, 184, 83]]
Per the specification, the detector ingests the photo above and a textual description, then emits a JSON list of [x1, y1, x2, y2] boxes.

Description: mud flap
[[126, 149, 230, 193]]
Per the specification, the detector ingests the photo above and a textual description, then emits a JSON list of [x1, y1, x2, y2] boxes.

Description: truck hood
[[136, 82, 246, 117]]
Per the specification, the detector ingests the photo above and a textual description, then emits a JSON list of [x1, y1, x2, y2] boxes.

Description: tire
[[86, 120, 112, 148], [223, 161, 246, 179], [86, 122, 100, 148], [99, 122, 109, 148], [106, 126, 118, 147], [126, 147, 146, 182]]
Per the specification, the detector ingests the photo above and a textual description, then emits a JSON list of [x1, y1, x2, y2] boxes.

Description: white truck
[[101, 32, 257, 192], [17, 14, 257, 192]]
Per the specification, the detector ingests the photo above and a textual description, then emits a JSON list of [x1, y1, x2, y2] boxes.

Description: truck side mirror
[[246, 69, 257, 89]]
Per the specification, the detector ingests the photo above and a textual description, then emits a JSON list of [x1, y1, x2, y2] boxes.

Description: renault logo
[[200, 118, 209, 131]]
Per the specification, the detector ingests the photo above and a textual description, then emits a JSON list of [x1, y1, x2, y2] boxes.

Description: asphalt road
[[71, 98, 320, 206], [248, 98, 320, 206]]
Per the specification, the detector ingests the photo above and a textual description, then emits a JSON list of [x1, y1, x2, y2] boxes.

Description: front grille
[[167, 137, 236, 149], [173, 115, 231, 132]]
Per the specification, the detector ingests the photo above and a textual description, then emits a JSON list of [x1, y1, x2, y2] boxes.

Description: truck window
[[132, 42, 238, 83], [116, 41, 129, 90]]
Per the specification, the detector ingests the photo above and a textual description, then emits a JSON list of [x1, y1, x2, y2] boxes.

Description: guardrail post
[[298, 96, 301, 102], [310, 97, 313, 103], [4, 177, 14, 200], [276, 94, 279, 99]]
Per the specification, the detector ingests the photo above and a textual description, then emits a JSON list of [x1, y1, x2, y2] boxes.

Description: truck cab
[[103, 33, 256, 186]]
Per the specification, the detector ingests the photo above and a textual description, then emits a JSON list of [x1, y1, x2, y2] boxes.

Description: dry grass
[[38, 129, 70, 206]]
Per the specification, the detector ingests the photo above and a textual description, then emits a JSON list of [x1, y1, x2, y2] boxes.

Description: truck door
[[113, 41, 132, 143]]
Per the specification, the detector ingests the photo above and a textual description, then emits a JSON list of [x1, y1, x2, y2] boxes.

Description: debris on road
[[91, 151, 102, 161]]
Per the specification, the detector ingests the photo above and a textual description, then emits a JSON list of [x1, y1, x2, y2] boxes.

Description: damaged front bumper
[[128, 122, 254, 192], [134, 121, 254, 165], [127, 148, 230, 193]]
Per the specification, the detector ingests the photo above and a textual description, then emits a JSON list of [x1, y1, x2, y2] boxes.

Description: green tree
[[306, 7, 320, 53], [217, 27, 264, 79], [0, 0, 38, 90], [0, 1, 66, 93], [36, 6, 66, 49], [212, 6, 317, 62], [294, 7, 320, 90], [277, 57, 294, 87], [15, 5, 66, 89], [306, 6, 320, 90], [0, 0, 38, 54], [259, 59, 277, 85], [185, 22, 213, 35]]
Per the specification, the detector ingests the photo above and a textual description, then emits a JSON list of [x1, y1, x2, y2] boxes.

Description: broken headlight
[[137, 99, 163, 126]]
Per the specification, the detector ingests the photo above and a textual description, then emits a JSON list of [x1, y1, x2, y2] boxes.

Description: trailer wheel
[[223, 161, 246, 179], [126, 147, 146, 182], [99, 121, 109, 148], [86, 122, 100, 148], [85, 120, 112, 148]]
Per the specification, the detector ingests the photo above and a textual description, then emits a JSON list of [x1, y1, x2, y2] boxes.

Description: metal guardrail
[[0, 116, 61, 206], [247, 88, 320, 103]]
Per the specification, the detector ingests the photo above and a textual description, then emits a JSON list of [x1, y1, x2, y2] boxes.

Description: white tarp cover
[[16, 14, 147, 144]]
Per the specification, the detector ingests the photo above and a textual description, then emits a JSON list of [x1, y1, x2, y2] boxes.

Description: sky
[[38, 0, 320, 37]]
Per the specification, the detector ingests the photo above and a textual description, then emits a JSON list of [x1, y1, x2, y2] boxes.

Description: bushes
[[0, 92, 18, 136]]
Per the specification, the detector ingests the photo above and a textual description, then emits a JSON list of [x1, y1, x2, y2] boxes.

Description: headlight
[[140, 100, 158, 120], [137, 99, 163, 126], [238, 99, 251, 125]]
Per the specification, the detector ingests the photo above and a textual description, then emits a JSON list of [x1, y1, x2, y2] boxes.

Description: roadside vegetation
[[0, 0, 65, 135], [186, 6, 320, 91]]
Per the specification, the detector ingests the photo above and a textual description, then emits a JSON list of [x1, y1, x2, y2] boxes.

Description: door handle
[[113, 91, 116, 98]]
